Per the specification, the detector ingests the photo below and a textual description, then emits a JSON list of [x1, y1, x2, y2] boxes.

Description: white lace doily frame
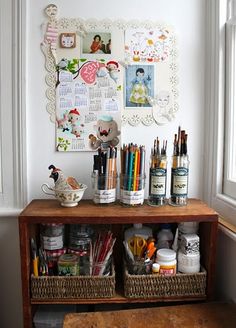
[[41, 15, 178, 126]]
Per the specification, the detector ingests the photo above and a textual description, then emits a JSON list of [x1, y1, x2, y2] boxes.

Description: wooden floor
[[63, 302, 236, 328]]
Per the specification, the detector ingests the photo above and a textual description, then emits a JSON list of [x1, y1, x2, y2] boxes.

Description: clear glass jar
[[92, 172, 117, 204], [120, 174, 146, 206], [148, 154, 167, 206], [169, 154, 189, 206]]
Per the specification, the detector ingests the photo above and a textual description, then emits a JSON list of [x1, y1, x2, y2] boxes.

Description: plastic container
[[178, 222, 199, 234], [157, 223, 174, 249], [177, 250, 200, 273], [156, 248, 177, 276], [148, 154, 167, 207], [33, 305, 77, 328], [152, 262, 160, 274], [124, 223, 153, 241], [120, 174, 146, 206], [92, 172, 117, 204], [169, 154, 189, 206]]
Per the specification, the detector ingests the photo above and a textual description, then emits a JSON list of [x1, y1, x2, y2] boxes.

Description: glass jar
[[91, 172, 117, 204], [40, 223, 65, 250], [169, 154, 189, 206], [120, 174, 146, 206], [148, 154, 167, 206]]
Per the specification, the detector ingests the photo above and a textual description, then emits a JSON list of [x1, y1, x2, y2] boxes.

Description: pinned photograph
[[82, 32, 111, 55]]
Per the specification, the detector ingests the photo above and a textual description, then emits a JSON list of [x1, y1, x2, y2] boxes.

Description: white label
[[121, 189, 144, 205], [42, 235, 63, 250], [172, 167, 188, 196], [151, 175, 166, 195], [93, 189, 116, 203]]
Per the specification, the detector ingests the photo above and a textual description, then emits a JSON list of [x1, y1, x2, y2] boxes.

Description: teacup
[[41, 183, 87, 207]]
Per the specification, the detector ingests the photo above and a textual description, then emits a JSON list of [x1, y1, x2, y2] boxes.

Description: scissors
[[128, 236, 147, 257]]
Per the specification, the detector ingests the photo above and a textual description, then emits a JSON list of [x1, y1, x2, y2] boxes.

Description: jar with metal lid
[[58, 254, 79, 276], [40, 223, 65, 250], [68, 228, 92, 275], [156, 248, 176, 276]]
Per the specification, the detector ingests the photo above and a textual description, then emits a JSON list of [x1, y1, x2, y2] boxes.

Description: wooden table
[[63, 303, 236, 328]]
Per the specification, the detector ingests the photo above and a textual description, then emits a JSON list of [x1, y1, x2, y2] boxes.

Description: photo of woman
[[82, 32, 111, 55]]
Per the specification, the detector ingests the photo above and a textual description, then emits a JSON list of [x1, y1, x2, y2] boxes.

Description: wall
[[0, 1, 207, 328], [27, 0, 205, 201]]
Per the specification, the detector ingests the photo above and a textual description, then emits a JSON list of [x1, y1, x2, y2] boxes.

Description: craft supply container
[[148, 154, 167, 206], [120, 174, 146, 206], [92, 172, 117, 204], [40, 223, 65, 250], [169, 154, 190, 206]]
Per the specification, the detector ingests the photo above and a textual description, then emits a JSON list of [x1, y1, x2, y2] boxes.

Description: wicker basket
[[124, 264, 207, 299], [31, 264, 115, 299]]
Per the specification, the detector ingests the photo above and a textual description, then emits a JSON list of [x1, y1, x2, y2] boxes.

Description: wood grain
[[63, 303, 236, 328]]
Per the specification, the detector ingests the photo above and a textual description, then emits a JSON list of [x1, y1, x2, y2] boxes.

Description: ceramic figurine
[[48, 164, 81, 190], [41, 165, 87, 207]]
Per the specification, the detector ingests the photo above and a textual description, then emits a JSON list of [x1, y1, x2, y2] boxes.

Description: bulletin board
[[41, 4, 178, 151]]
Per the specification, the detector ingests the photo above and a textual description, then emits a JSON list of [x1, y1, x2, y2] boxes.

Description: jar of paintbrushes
[[148, 137, 167, 206], [169, 127, 189, 206]]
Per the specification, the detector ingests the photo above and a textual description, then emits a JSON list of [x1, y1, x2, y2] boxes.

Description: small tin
[[58, 254, 79, 276]]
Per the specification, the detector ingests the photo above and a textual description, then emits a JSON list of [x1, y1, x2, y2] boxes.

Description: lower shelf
[[31, 289, 207, 305]]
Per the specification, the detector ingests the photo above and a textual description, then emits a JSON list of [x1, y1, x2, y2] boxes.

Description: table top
[[63, 303, 236, 328]]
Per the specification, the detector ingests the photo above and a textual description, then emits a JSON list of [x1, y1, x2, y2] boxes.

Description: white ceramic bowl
[[41, 183, 87, 207]]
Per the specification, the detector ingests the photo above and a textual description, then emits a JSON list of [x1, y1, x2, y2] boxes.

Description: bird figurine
[[48, 165, 81, 190]]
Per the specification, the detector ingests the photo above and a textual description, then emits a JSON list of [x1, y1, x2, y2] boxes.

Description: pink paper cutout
[[79, 61, 100, 84]]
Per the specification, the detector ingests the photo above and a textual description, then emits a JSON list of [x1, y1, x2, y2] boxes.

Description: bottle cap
[[152, 263, 160, 273], [156, 248, 176, 261]]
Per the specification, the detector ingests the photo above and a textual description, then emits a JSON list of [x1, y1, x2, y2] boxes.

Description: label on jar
[[159, 264, 176, 276], [171, 167, 188, 196], [41, 235, 63, 250], [120, 189, 144, 205], [93, 189, 116, 203], [150, 168, 166, 196]]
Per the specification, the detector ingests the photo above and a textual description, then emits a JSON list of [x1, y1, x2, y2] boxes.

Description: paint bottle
[[156, 248, 177, 276], [177, 250, 200, 273], [124, 223, 153, 241], [152, 262, 160, 274], [157, 223, 173, 249]]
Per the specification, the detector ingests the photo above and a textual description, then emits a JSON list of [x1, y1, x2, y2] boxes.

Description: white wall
[[27, 0, 205, 201], [0, 1, 207, 328]]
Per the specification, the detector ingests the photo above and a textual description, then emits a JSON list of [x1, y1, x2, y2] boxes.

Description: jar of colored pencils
[[120, 143, 146, 206], [120, 174, 146, 206]]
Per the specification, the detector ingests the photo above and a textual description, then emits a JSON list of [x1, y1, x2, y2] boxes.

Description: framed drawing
[[41, 4, 178, 151]]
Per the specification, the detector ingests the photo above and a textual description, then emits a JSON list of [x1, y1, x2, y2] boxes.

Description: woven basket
[[124, 264, 207, 299], [31, 265, 115, 299]]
